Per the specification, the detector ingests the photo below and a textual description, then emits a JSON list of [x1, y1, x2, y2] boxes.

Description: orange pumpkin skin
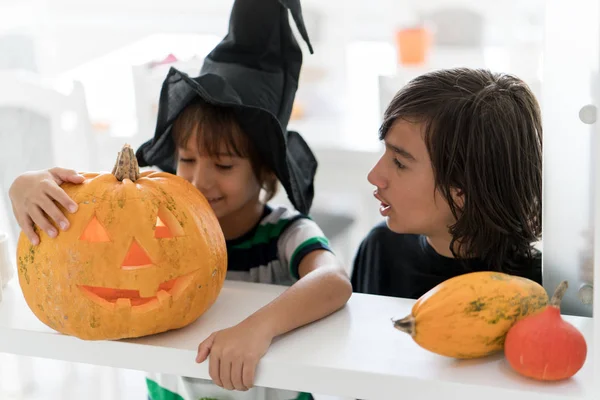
[[16, 146, 227, 340], [504, 281, 587, 381], [393, 271, 549, 359]]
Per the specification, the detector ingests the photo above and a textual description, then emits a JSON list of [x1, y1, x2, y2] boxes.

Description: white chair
[[0, 70, 95, 171], [0, 70, 96, 248]]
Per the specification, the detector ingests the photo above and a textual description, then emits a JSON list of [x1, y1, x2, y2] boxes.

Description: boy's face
[[176, 133, 262, 221], [367, 120, 456, 237]]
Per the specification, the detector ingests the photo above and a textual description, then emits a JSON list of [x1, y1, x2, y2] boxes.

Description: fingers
[[209, 350, 222, 388], [26, 178, 77, 236], [50, 167, 85, 185], [17, 214, 39, 245], [231, 358, 248, 391], [214, 352, 253, 391], [196, 346, 210, 364], [200, 329, 258, 392], [196, 333, 215, 363], [242, 358, 258, 390], [29, 206, 57, 238], [9, 168, 81, 246], [219, 355, 234, 391], [27, 180, 73, 236], [38, 195, 69, 231], [45, 183, 78, 214]]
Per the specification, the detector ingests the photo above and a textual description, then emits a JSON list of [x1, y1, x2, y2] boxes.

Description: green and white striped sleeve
[[277, 217, 333, 280]]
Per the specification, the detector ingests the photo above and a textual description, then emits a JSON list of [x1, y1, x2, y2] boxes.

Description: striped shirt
[[147, 205, 331, 400]]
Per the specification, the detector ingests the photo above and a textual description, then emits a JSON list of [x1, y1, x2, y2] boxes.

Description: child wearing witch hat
[[9, 0, 352, 398]]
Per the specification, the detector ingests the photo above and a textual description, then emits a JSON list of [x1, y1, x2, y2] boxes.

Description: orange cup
[[395, 27, 432, 66]]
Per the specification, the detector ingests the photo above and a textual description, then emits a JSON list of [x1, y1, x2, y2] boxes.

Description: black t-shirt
[[351, 222, 542, 299]]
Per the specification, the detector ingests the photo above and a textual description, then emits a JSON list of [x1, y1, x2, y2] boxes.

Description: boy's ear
[[259, 170, 277, 189], [450, 187, 465, 209], [261, 170, 277, 183]]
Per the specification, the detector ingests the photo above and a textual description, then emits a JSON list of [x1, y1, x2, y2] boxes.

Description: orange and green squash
[[393, 271, 548, 358]]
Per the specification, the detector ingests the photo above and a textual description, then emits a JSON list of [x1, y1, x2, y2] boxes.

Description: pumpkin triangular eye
[[121, 239, 152, 270], [155, 216, 172, 238], [80, 216, 110, 242], [154, 206, 184, 238]]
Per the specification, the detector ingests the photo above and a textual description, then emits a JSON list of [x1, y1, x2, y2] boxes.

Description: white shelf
[[0, 278, 594, 400]]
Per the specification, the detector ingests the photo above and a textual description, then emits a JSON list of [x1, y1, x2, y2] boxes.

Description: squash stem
[[392, 315, 416, 337], [112, 144, 140, 182], [550, 280, 569, 308]]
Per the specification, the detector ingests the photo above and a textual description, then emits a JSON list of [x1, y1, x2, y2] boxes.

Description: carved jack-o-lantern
[[17, 145, 227, 340]]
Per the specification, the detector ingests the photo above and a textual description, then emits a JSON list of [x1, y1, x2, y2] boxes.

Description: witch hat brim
[[136, 0, 317, 214]]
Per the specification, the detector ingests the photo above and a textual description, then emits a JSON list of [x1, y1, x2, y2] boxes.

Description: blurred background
[[0, 0, 598, 398]]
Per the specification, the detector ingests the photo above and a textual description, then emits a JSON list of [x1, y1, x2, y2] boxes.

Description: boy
[[352, 68, 543, 298]]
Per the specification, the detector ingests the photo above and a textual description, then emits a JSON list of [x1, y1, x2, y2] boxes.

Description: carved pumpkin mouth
[[79, 270, 198, 310]]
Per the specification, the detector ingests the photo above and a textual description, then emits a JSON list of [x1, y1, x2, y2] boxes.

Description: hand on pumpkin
[[196, 319, 274, 391], [9, 167, 85, 245]]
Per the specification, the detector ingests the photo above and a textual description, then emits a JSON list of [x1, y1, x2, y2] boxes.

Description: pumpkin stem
[[112, 144, 140, 182], [550, 280, 569, 308], [392, 315, 416, 337]]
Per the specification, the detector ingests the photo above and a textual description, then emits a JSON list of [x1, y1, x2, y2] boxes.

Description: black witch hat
[[136, 0, 317, 214]]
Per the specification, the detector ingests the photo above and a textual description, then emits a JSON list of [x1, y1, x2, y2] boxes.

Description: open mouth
[[373, 190, 391, 213], [79, 270, 197, 310]]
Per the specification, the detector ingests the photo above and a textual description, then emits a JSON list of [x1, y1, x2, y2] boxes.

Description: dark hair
[[171, 99, 278, 202], [380, 68, 542, 273]]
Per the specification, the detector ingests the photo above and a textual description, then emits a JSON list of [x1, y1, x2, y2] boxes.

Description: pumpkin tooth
[[139, 286, 159, 298], [116, 298, 132, 309], [156, 290, 172, 305]]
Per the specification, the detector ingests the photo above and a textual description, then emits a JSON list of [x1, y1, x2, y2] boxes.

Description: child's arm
[[196, 249, 352, 391], [8, 167, 84, 244], [242, 249, 352, 339]]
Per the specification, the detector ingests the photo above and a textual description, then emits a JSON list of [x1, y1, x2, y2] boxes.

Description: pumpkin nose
[[121, 239, 153, 270]]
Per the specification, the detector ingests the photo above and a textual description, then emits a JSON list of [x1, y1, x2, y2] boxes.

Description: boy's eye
[[216, 164, 233, 170], [178, 158, 195, 164], [393, 158, 406, 170]]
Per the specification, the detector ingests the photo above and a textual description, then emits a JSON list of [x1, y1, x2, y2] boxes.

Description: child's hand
[[8, 167, 85, 245], [196, 319, 274, 391]]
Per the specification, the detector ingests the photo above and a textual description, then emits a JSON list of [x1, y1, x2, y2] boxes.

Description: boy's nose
[[192, 169, 213, 192], [367, 159, 387, 189]]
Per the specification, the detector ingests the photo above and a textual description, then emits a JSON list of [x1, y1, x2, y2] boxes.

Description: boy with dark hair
[[352, 68, 543, 298]]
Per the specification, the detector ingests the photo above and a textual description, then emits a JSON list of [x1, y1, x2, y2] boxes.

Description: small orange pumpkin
[[17, 144, 227, 340], [504, 281, 587, 381]]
